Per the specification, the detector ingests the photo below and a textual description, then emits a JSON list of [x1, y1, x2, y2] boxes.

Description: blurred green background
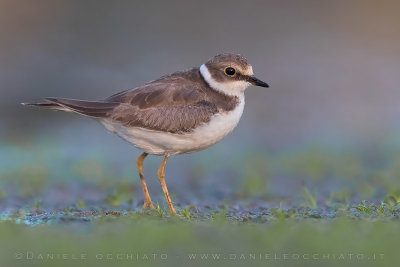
[[1, 0, 400, 266]]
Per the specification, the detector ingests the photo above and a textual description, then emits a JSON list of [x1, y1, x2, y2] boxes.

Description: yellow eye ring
[[224, 67, 236, 76]]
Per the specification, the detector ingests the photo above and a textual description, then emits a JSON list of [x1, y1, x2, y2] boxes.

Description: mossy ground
[[1, 136, 400, 267]]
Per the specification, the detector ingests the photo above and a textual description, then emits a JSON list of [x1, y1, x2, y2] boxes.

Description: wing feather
[[105, 68, 221, 133]]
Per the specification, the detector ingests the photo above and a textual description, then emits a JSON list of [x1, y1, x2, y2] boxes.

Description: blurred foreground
[[0, 215, 398, 267]]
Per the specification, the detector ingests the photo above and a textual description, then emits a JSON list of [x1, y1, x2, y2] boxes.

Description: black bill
[[247, 76, 269, 88]]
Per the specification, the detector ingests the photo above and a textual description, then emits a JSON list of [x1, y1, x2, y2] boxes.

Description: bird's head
[[200, 53, 269, 96]]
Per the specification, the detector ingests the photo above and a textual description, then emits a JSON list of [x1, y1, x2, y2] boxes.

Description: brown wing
[[106, 68, 219, 133]]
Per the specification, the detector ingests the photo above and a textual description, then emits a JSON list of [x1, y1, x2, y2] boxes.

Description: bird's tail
[[22, 98, 119, 118]]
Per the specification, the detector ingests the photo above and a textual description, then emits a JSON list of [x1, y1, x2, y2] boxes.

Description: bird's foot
[[141, 201, 155, 211], [167, 206, 184, 217], [174, 212, 183, 218]]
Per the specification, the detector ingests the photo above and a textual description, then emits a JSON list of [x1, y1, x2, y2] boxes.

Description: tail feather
[[22, 102, 64, 110], [23, 98, 119, 118]]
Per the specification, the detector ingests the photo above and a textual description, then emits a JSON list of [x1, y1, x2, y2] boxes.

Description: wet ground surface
[[3, 204, 398, 226], [1, 190, 399, 226]]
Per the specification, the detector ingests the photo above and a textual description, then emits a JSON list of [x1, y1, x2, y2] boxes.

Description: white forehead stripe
[[200, 64, 250, 97]]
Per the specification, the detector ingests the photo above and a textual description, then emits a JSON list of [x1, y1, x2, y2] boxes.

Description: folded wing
[[24, 68, 220, 133]]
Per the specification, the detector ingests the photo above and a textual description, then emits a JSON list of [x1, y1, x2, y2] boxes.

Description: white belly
[[101, 97, 245, 155]]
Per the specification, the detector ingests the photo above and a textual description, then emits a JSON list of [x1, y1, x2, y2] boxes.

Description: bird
[[23, 53, 269, 215]]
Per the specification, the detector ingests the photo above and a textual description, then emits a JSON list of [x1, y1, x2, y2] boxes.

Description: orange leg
[[136, 152, 155, 210], [157, 155, 177, 215]]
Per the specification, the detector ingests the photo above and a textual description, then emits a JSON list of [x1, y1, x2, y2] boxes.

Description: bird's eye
[[224, 67, 236, 76]]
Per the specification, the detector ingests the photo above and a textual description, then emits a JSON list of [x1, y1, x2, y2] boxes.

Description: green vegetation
[[302, 186, 317, 208], [155, 203, 164, 218], [180, 206, 193, 219]]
